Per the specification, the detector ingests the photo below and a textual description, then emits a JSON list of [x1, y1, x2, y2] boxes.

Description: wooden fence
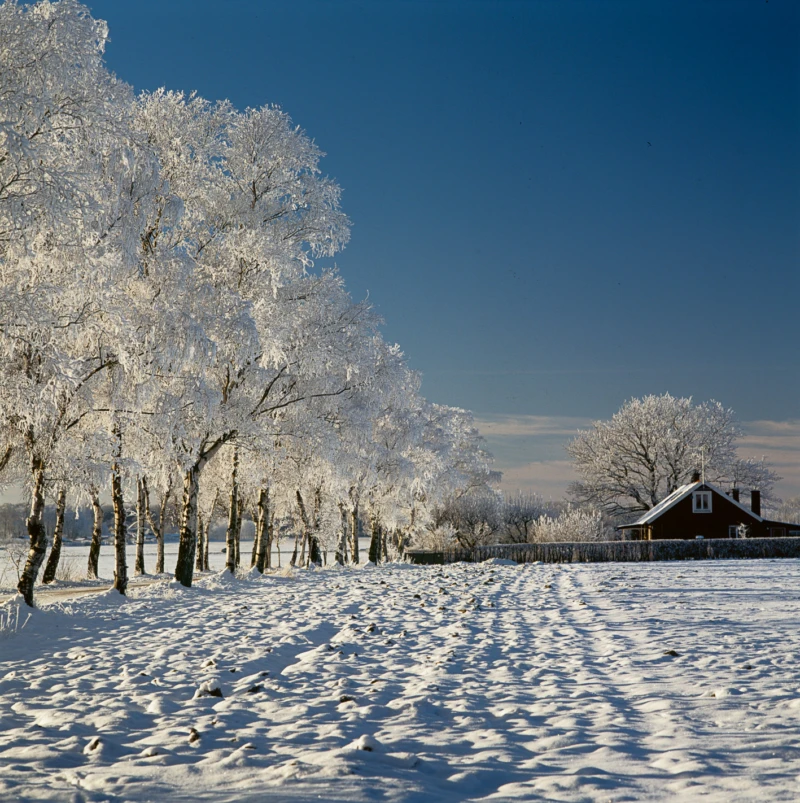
[[404, 537, 800, 565]]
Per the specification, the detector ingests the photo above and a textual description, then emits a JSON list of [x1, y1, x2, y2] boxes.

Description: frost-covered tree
[[0, 0, 145, 605], [125, 90, 356, 587], [773, 497, 800, 525], [501, 492, 555, 543], [433, 492, 503, 549], [532, 506, 610, 543], [0, 1, 499, 597], [567, 394, 779, 521]]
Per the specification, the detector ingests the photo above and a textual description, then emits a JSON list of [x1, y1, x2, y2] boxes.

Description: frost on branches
[[567, 394, 780, 521], [0, 1, 497, 605]]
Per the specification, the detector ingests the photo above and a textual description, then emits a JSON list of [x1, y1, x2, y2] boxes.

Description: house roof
[[618, 481, 764, 528]]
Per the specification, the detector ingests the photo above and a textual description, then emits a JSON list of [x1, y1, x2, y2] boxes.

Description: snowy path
[[2, 561, 800, 801], [0, 579, 163, 606]]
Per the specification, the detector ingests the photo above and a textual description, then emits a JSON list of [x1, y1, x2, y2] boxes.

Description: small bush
[[532, 506, 612, 543], [56, 557, 81, 583]]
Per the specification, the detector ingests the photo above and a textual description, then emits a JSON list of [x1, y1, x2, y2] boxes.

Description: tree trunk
[[254, 487, 270, 573], [17, 462, 47, 606], [134, 476, 146, 575], [335, 503, 348, 565], [267, 509, 275, 569], [196, 515, 205, 572], [42, 487, 67, 584], [234, 497, 243, 568], [199, 488, 218, 573], [174, 466, 199, 587], [350, 501, 359, 565], [158, 483, 169, 573], [87, 488, 102, 579], [250, 504, 259, 568], [394, 528, 408, 558], [368, 514, 382, 564], [143, 476, 169, 575], [310, 486, 322, 566], [203, 513, 210, 571], [308, 531, 321, 566], [225, 449, 239, 574], [111, 449, 128, 595], [295, 490, 320, 567]]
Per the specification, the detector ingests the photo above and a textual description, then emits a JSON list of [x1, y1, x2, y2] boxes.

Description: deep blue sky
[[87, 0, 799, 427]]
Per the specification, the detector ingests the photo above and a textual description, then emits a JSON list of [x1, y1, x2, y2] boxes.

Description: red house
[[617, 480, 800, 541]]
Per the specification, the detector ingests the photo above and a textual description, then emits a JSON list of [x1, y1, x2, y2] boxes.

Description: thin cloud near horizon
[[477, 414, 800, 502]]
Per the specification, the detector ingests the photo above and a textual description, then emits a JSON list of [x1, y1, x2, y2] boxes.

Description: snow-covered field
[[2, 559, 800, 802]]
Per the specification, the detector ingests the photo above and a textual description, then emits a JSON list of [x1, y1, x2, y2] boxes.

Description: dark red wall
[[649, 487, 762, 540]]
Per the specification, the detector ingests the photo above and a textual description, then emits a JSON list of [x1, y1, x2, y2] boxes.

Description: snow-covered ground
[[2, 559, 800, 802], [0, 540, 297, 595]]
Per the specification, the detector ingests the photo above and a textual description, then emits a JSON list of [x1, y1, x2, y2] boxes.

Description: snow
[[0, 540, 301, 598], [3, 559, 800, 801]]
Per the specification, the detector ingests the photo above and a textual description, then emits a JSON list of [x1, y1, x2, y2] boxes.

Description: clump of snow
[[348, 734, 380, 753], [99, 586, 127, 604], [192, 681, 223, 700], [481, 557, 517, 566]]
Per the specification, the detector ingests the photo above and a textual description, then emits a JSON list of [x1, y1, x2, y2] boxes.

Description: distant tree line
[[423, 492, 614, 549]]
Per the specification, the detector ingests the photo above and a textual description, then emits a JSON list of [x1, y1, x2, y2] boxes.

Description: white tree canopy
[[567, 394, 779, 520], [0, 0, 501, 600]]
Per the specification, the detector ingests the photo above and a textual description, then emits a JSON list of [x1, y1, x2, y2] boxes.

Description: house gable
[[619, 482, 764, 540]]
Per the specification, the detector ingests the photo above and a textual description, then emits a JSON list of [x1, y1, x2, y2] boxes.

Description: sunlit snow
[[2, 559, 800, 801]]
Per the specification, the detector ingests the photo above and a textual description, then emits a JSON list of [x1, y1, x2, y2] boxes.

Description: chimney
[[691, 470, 701, 483], [731, 488, 740, 503], [751, 490, 761, 517]]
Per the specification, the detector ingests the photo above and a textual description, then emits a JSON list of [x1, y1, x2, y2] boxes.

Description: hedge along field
[[406, 537, 800, 565]]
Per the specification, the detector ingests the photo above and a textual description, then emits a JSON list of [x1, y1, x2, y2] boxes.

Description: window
[[728, 525, 738, 538], [693, 491, 712, 513]]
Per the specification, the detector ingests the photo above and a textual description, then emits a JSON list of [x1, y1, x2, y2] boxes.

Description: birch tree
[[0, 0, 143, 605], [130, 91, 356, 587], [0, 2, 501, 601]]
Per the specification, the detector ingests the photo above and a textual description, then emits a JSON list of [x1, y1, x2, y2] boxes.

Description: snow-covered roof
[[619, 481, 764, 527]]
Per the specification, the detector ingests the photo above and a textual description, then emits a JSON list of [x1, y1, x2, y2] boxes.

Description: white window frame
[[693, 491, 712, 513]]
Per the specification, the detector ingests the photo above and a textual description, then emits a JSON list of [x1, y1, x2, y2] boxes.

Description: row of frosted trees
[[0, 1, 495, 606]]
